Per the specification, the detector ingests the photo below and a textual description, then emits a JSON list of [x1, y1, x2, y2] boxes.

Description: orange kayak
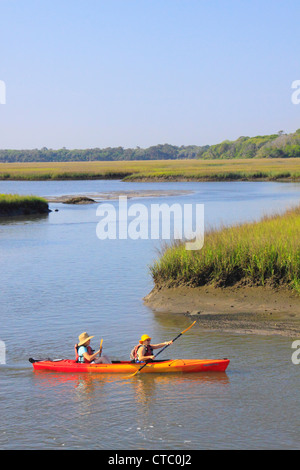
[[29, 358, 230, 373]]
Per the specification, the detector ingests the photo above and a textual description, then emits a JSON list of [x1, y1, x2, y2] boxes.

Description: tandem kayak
[[29, 358, 230, 374]]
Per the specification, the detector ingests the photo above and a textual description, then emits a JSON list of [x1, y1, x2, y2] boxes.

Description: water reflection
[[33, 371, 114, 391], [151, 312, 197, 334], [33, 370, 229, 402], [129, 372, 229, 404], [0, 213, 50, 225]]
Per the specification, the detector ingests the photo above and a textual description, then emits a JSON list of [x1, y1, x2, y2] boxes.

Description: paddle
[[127, 321, 196, 378], [99, 339, 103, 357]]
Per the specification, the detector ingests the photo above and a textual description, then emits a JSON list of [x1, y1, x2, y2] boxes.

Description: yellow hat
[[139, 334, 152, 344], [78, 332, 94, 346]]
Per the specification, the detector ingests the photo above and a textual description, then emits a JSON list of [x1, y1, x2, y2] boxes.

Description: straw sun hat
[[139, 334, 152, 344], [78, 332, 94, 346]]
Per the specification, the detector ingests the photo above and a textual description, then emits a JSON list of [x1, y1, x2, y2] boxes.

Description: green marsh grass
[[0, 159, 299, 181], [150, 205, 300, 293], [0, 194, 49, 215]]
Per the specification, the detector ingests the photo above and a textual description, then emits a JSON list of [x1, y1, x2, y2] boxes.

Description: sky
[[0, 0, 299, 149]]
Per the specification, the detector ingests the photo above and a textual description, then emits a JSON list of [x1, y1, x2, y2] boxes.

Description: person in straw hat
[[76, 332, 111, 364], [130, 334, 172, 363]]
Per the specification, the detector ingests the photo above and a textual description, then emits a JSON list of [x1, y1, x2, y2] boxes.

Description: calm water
[[1, 180, 300, 450]]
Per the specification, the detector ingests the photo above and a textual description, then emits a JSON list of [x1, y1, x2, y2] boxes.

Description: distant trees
[[0, 130, 299, 162], [0, 144, 209, 162], [197, 130, 300, 159], [256, 129, 300, 158]]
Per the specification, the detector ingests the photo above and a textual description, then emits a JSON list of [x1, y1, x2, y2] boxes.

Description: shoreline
[[1, 175, 299, 183], [144, 285, 300, 337], [124, 175, 300, 183]]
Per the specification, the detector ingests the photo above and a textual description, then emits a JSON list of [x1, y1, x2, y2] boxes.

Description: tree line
[[0, 130, 299, 162]]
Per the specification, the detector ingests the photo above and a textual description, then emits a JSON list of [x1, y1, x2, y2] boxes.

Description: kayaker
[[130, 334, 173, 363], [76, 332, 111, 364]]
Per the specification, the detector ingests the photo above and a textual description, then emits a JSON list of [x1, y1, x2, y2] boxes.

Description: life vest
[[130, 344, 153, 362], [75, 344, 94, 363]]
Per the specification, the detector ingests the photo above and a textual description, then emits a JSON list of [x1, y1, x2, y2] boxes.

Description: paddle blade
[[181, 321, 196, 335], [122, 367, 142, 379], [124, 362, 148, 379], [127, 370, 139, 378]]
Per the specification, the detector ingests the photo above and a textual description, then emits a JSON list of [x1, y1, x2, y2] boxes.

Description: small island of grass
[[62, 196, 96, 204], [0, 194, 50, 217]]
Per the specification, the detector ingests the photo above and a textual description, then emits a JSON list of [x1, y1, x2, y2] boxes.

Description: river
[[0, 180, 300, 450]]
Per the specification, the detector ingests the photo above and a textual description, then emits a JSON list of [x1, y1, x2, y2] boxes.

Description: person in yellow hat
[[76, 332, 111, 364], [130, 334, 173, 363]]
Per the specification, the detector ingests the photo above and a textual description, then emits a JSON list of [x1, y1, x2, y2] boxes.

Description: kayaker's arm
[[83, 349, 101, 363], [152, 341, 173, 350]]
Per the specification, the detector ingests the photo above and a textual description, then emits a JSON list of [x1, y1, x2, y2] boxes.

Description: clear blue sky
[[0, 0, 299, 149]]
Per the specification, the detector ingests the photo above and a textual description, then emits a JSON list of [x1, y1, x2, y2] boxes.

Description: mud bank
[[144, 285, 300, 337]]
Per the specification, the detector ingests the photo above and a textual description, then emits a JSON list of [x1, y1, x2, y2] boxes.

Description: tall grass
[[0, 194, 49, 215], [150, 205, 300, 293]]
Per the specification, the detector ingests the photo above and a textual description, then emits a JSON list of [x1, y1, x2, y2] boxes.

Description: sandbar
[[45, 189, 192, 203]]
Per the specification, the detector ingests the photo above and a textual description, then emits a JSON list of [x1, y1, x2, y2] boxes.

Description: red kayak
[[29, 358, 230, 374]]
